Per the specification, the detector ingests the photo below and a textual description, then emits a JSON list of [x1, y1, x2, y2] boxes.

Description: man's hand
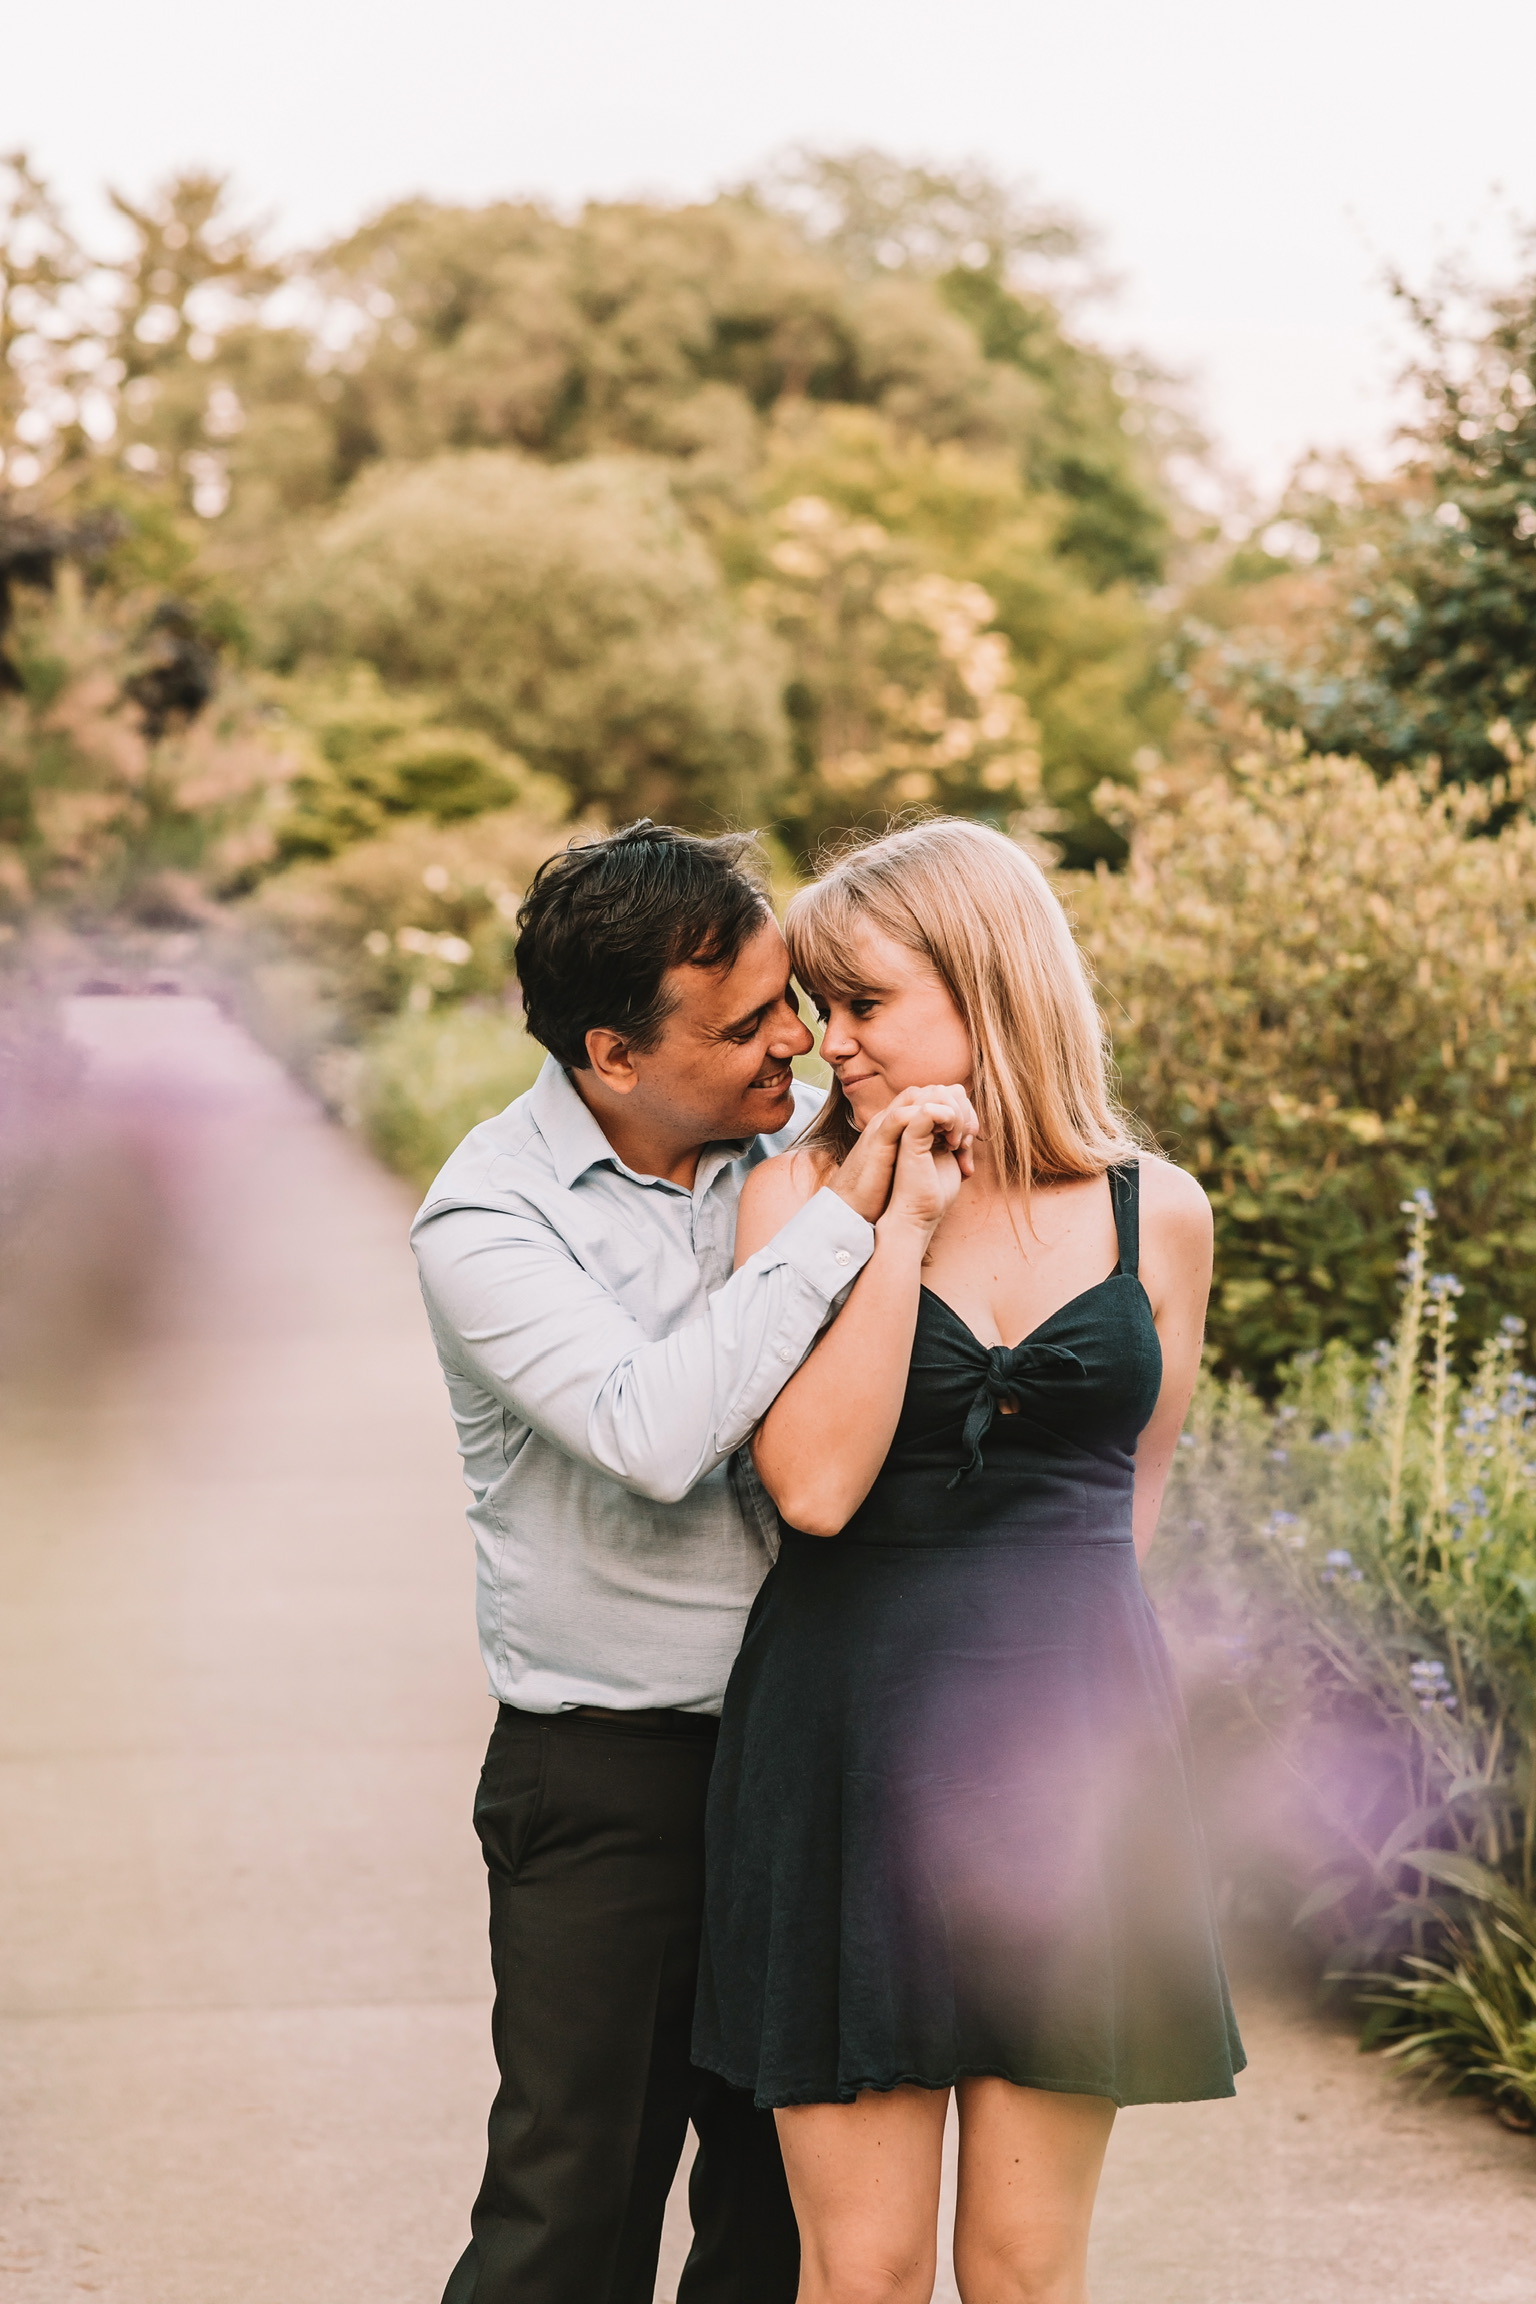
[[827, 1084, 978, 1225]]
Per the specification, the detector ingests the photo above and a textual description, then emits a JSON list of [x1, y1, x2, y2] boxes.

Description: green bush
[[1071, 743, 1536, 1377], [348, 1006, 546, 1192], [1151, 1200, 1536, 2120], [262, 667, 542, 867], [242, 800, 573, 1031]]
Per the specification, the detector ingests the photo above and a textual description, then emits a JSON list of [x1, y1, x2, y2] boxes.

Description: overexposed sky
[[9, 0, 1536, 497]]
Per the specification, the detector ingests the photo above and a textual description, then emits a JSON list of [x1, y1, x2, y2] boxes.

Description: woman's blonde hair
[[787, 818, 1138, 1194]]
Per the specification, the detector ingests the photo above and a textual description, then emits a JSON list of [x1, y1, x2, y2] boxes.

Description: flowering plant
[[1152, 1197, 1536, 2121]]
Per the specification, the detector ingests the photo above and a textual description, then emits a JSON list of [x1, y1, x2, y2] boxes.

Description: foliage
[[746, 146, 1088, 287], [243, 798, 571, 1031], [0, 151, 97, 484], [267, 451, 786, 829], [744, 489, 1043, 854], [0, 150, 1182, 865], [1072, 741, 1536, 1377], [343, 1004, 545, 1191], [1150, 1202, 1536, 2110], [744, 407, 1173, 859], [0, 577, 292, 919], [746, 148, 1180, 593], [1361, 1853, 1536, 2127], [260, 665, 556, 868], [1188, 253, 1536, 790]]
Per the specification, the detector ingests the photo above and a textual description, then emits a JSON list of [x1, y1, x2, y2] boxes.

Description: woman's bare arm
[[1130, 1156, 1214, 1561], [739, 1109, 963, 1537]]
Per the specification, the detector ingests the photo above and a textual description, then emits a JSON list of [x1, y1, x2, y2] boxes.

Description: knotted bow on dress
[[949, 1339, 1087, 1487]]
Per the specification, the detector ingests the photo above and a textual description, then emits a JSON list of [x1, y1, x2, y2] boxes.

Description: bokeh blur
[[6, 10, 1536, 2299]]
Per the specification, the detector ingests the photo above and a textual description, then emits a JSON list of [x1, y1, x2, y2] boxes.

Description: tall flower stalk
[[1385, 1192, 1432, 1549]]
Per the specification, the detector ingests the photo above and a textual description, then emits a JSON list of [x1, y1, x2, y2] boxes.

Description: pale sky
[[9, 0, 1536, 498]]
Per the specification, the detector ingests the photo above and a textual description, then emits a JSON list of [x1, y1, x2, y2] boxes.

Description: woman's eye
[[849, 999, 877, 1019]]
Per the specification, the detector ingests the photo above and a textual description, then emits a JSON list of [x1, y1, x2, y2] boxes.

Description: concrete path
[[2, 995, 1533, 2304]]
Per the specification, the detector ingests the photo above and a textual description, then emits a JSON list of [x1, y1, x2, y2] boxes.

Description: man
[[412, 823, 904, 2304]]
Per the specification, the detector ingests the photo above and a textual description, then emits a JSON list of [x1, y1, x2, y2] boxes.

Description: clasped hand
[[828, 1084, 977, 1235]]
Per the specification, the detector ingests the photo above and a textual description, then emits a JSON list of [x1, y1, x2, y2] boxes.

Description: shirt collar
[[527, 1056, 752, 1194]]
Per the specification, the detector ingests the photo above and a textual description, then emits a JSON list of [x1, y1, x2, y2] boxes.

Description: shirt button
[[834, 1249, 851, 1266], [779, 1346, 795, 1362]]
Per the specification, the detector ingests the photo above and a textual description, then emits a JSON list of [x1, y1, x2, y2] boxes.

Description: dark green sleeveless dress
[[694, 1161, 1244, 2109]]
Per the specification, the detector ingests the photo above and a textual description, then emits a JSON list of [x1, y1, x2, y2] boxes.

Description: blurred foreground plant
[[1152, 1198, 1536, 2114]]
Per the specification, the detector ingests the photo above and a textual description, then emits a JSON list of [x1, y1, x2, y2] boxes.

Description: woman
[[694, 820, 1243, 2304]]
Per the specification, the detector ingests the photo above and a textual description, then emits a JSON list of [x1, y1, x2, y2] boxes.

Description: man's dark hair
[[515, 821, 772, 1070]]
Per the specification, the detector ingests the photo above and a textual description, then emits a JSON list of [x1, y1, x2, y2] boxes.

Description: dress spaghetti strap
[[1108, 1159, 1141, 1278]]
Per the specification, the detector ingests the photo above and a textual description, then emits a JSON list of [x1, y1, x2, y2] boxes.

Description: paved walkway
[[2, 996, 1533, 2304]]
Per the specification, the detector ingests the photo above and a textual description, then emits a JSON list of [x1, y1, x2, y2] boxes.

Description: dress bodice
[[798, 1161, 1163, 1548]]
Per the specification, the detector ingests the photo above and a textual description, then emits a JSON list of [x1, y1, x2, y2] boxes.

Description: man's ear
[[583, 1026, 640, 1095]]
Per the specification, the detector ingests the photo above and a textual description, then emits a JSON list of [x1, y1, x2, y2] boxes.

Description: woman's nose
[[820, 1015, 857, 1063]]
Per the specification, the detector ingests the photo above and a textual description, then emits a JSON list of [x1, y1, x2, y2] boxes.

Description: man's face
[[627, 916, 814, 1145]]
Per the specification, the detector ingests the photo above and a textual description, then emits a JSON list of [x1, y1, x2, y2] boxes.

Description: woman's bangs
[[785, 884, 867, 1003]]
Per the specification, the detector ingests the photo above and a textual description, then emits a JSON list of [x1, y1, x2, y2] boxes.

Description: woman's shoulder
[[1129, 1151, 1213, 1253], [741, 1146, 833, 1219], [736, 1146, 836, 1263]]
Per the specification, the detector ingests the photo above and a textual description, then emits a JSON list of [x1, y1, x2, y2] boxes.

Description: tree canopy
[[0, 149, 1186, 863]]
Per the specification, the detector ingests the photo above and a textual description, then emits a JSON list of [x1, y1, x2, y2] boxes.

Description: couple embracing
[[411, 817, 1243, 2304]]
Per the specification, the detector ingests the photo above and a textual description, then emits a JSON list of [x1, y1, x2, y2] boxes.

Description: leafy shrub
[[1072, 742, 1536, 1377], [1151, 1200, 1536, 2113], [345, 1005, 545, 1191], [242, 799, 573, 1030], [263, 667, 541, 867]]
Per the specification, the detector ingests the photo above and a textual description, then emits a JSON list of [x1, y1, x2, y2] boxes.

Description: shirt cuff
[[763, 1185, 875, 1300]]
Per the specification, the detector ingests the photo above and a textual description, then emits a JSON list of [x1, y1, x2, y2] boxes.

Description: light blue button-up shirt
[[410, 1057, 873, 1714]]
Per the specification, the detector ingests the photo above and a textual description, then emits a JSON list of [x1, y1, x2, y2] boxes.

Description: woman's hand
[[828, 1084, 977, 1225], [881, 1101, 965, 1241]]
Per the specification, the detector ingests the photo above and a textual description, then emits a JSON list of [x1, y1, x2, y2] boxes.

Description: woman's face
[[809, 923, 974, 1130]]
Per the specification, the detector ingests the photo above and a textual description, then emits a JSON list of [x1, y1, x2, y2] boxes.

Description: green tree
[[748, 148, 1180, 592], [741, 407, 1173, 861], [301, 192, 1025, 497], [747, 487, 1043, 854], [106, 171, 284, 519], [268, 449, 786, 827], [0, 151, 94, 487], [1200, 255, 1536, 786]]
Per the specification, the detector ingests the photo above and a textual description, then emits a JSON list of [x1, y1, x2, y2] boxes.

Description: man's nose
[[769, 1001, 815, 1058]]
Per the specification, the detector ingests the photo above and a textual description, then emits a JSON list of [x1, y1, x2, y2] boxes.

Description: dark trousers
[[442, 1704, 800, 2304]]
